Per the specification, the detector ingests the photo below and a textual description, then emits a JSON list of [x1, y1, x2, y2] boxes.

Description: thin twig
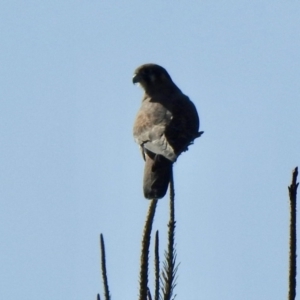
[[288, 167, 299, 300], [100, 234, 111, 300], [139, 199, 158, 300], [154, 230, 160, 300], [147, 288, 153, 300]]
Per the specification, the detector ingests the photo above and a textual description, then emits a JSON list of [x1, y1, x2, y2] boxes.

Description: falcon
[[132, 64, 202, 199]]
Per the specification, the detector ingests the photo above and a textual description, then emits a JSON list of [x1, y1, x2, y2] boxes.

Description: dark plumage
[[133, 64, 201, 199]]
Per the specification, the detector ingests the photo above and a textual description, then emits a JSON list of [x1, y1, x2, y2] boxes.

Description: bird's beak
[[132, 73, 141, 84]]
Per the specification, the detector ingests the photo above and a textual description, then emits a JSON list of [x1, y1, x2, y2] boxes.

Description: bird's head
[[132, 64, 174, 93]]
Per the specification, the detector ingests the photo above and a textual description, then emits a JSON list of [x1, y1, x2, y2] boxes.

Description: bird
[[132, 63, 202, 200]]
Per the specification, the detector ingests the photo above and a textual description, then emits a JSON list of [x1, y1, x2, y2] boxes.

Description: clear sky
[[0, 1, 299, 299]]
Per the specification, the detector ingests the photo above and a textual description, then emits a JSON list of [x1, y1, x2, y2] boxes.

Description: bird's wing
[[164, 94, 200, 154], [133, 99, 177, 162]]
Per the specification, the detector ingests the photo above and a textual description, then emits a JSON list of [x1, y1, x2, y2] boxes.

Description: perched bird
[[133, 64, 202, 200]]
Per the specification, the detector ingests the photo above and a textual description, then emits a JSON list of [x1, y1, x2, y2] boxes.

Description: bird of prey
[[133, 63, 202, 200]]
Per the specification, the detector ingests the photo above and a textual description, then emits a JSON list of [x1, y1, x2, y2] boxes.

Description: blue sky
[[0, 1, 299, 299]]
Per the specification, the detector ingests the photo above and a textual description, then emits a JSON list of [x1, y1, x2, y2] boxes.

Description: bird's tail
[[143, 151, 173, 200]]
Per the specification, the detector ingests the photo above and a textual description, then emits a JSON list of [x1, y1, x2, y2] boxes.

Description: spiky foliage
[[288, 167, 299, 300], [139, 199, 158, 300], [160, 170, 179, 300], [100, 234, 111, 300]]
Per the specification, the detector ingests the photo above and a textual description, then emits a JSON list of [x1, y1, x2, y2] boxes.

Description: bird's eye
[[144, 69, 152, 75], [143, 69, 156, 82]]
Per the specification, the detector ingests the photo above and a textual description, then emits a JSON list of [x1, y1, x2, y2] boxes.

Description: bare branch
[[100, 234, 111, 300], [147, 288, 153, 300], [154, 231, 160, 300], [288, 167, 299, 300]]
